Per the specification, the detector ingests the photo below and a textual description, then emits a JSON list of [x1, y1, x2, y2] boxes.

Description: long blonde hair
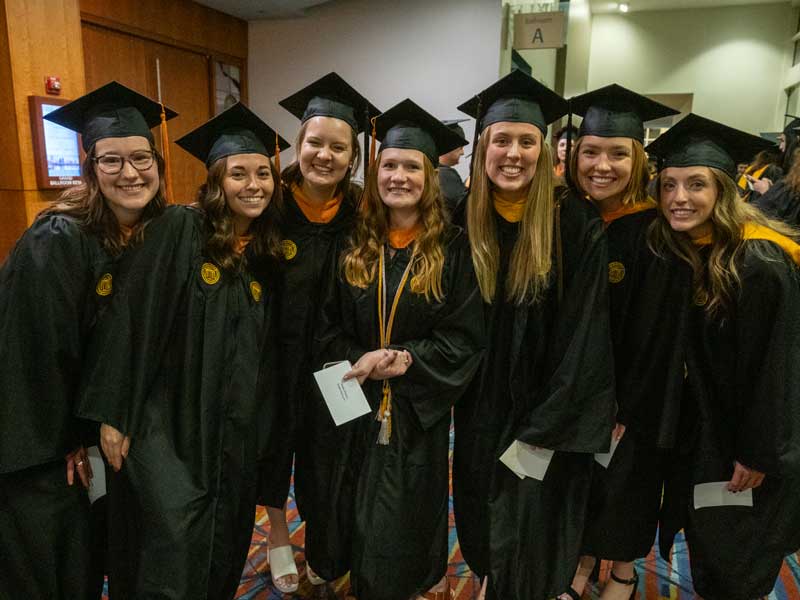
[[341, 151, 446, 302], [568, 136, 650, 205], [467, 124, 555, 304], [649, 166, 798, 319]]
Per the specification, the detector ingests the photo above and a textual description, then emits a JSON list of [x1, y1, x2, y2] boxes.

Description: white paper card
[[87, 445, 107, 504], [313, 361, 372, 426], [594, 435, 621, 469], [499, 440, 554, 481], [693, 482, 754, 510]]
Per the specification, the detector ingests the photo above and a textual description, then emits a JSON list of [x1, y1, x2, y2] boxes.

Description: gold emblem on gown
[[95, 273, 113, 296], [250, 281, 262, 302], [201, 262, 221, 285], [608, 261, 626, 284], [281, 239, 297, 260]]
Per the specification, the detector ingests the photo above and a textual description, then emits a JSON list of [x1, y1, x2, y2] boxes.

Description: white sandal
[[269, 544, 299, 593], [306, 564, 326, 586]]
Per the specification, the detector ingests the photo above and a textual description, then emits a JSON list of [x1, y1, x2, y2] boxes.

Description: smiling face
[[221, 153, 274, 234], [298, 116, 354, 195], [659, 166, 717, 239], [484, 122, 542, 199], [94, 136, 159, 226], [576, 135, 633, 208], [377, 148, 426, 225]]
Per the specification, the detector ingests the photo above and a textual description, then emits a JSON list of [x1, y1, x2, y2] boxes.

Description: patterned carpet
[[236, 428, 800, 600]]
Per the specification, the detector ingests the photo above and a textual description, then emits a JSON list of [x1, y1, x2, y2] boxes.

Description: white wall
[[248, 0, 503, 180], [587, 3, 794, 135]]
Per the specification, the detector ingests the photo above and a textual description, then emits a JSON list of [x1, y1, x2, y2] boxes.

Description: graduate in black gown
[[315, 98, 484, 600], [558, 86, 689, 600], [260, 72, 380, 596], [438, 118, 469, 213], [451, 70, 616, 600], [648, 114, 800, 600], [77, 102, 288, 600], [752, 117, 800, 219], [0, 82, 175, 600]]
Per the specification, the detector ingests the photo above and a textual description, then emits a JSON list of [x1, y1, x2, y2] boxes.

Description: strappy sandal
[[609, 570, 639, 600], [558, 587, 581, 600], [306, 564, 326, 586], [268, 544, 299, 593]]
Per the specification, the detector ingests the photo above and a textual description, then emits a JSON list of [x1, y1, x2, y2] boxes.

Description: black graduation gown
[[258, 185, 358, 576], [580, 206, 692, 561], [315, 227, 485, 600], [77, 206, 278, 600], [753, 180, 800, 226], [659, 239, 800, 600], [438, 165, 467, 214], [452, 192, 616, 600], [0, 215, 112, 600]]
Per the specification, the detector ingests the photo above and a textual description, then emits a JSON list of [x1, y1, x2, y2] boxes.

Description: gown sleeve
[[314, 240, 371, 368], [390, 231, 486, 430], [76, 206, 199, 437], [0, 216, 94, 472], [513, 198, 617, 453], [731, 243, 800, 477]]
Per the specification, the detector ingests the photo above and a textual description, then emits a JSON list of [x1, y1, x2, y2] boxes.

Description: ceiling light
[[618, 2, 630, 12]]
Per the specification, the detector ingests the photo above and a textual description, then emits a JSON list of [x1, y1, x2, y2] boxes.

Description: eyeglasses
[[93, 150, 155, 174]]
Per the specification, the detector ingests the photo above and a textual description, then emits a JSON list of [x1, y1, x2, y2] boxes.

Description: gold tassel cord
[[369, 116, 378, 167], [159, 103, 174, 204], [274, 131, 281, 182], [375, 246, 415, 445]]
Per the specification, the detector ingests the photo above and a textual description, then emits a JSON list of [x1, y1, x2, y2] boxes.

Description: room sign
[[513, 11, 565, 50]]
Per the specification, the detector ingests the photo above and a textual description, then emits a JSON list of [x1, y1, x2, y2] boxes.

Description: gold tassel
[[369, 116, 378, 167], [376, 381, 392, 445], [274, 131, 281, 183], [159, 103, 174, 204]]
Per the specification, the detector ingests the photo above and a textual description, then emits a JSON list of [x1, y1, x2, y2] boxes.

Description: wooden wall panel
[[0, 1, 22, 190], [82, 23, 212, 205], [0, 0, 85, 261], [80, 0, 247, 60]]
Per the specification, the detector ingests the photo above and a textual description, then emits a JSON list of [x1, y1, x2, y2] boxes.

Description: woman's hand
[[343, 350, 394, 385], [65, 445, 93, 488], [749, 175, 772, 195], [100, 423, 130, 472], [371, 349, 413, 380], [727, 460, 765, 492], [612, 422, 626, 442]]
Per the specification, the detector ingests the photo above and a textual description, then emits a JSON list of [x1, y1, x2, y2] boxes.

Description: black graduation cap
[[457, 69, 568, 135], [784, 114, 800, 135], [375, 99, 467, 167], [442, 119, 469, 143], [645, 113, 776, 179], [279, 72, 380, 134], [175, 102, 289, 168], [570, 84, 678, 143], [44, 81, 178, 152]]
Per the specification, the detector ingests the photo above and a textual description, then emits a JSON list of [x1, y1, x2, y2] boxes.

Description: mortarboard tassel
[[274, 131, 282, 185], [564, 105, 575, 191], [376, 381, 392, 445], [369, 116, 378, 167], [160, 103, 174, 204]]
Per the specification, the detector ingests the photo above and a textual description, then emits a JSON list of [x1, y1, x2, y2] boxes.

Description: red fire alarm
[[45, 76, 61, 95]]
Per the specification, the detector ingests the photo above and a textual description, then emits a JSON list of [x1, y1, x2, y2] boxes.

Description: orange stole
[[291, 183, 343, 224], [492, 192, 526, 223], [600, 199, 656, 226], [387, 223, 422, 249], [692, 223, 800, 266], [234, 234, 253, 256]]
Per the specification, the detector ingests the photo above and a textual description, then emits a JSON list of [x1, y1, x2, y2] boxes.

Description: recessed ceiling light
[[619, 2, 630, 12]]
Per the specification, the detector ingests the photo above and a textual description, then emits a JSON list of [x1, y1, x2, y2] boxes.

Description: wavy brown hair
[[280, 118, 361, 198], [41, 143, 166, 255], [342, 151, 446, 302], [650, 166, 798, 319], [467, 124, 555, 305], [568, 136, 650, 205], [197, 156, 284, 271]]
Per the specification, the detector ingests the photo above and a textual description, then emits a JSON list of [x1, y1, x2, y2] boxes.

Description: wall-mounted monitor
[[28, 96, 82, 189]]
